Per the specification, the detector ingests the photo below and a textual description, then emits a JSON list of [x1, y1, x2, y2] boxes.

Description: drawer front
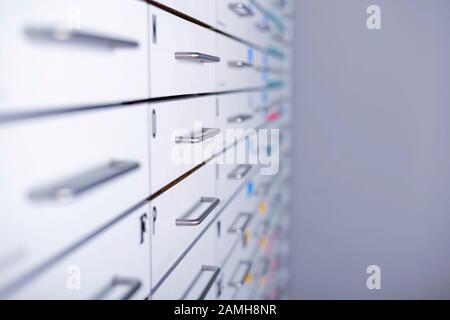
[[217, 0, 253, 40], [217, 187, 256, 265], [216, 139, 257, 204], [9, 204, 151, 300], [250, 49, 269, 88], [219, 247, 254, 300], [0, 0, 149, 113], [151, 165, 217, 286], [152, 225, 217, 300], [155, 0, 216, 26], [149, 5, 217, 97], [0, 106, 150, 287], [216, 34, 251, 91], [250, 9, 273, 49], [217, 92, 263, 134], [150, 96, 218, 193]]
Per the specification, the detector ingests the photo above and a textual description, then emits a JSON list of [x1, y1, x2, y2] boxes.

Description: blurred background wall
[[292, 0, 450, 299]]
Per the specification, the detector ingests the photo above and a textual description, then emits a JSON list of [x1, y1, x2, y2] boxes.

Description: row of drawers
[[2, 155, 291, 299], [0, 0, 289, 114], [0, 0, 294, 300], [157, 0, 293, 47], [154, 173, 292, 300], [0, 89, 291, 298]]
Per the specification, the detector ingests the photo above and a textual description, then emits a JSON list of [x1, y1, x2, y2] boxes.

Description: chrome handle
[[180, 266, 221, 300], [198, 266, 221, 300], [229, 261, 252, 289], [255, 182, 271, 196], [175, 128, 221, 144], [272, 0, 286, 8], [227, 114, 253, 124], [29, 161, 140, 203], [228, 213, 254, 235], [228, 3, 254, 17], [175, 52, 221, 63], [25, 26, 139, 49], [227, 165, 252, 180], [176, 197, 220, 227], [228, 61, 254, 68], [94, 277, 142, 300]]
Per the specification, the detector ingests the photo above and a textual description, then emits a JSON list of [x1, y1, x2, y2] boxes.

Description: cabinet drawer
[[217, 0, 253, 40], [0, 0, 149, 113], [154, 0, 216, 26], [149, 5, 217, 97], [250, 9, 274, 49], [0, 106, 150, 288], [217, 92, 263, 134], [150, 96, 218, 193], [150, 165, 217, 286], [219, 247, 254, 300], [217, 187, 256, 265], [8, 204, 151, 300], [216, 34, 251, 91], [152, 221, 218, 300], [216, 140, 257, 204]]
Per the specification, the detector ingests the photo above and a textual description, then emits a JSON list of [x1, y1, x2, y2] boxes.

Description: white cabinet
[[0, 0, 149, 113], [152, 227, 217, 300], [149, 5, 217, 97], [150, 96, 219, 193], [217, 0, 252, 40], [150, 165, 217, 287], [0, 105, 150, 290], [0, 0, 293, 301], [154, 0, 217, 26], [8, 204, 151, 300]]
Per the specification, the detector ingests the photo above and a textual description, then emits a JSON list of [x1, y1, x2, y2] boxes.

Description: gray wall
[[292, 0, 450, 299]]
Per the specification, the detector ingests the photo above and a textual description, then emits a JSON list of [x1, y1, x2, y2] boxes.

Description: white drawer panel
[[217, 92, 263, 134], [9, 204, 151, 300], [250, 49, 269, 88], [0, 0, 149, 113], [216, 140, 257, 204], [150, 96, 218, 193], [152, 227, 217, 300], [216, 34, 251, 91], [217, 0, 252, 40], [0, 106, 150, 288], [217, 187, 256, 265], [155, 0, 216, 26], [149, 5, 217, 97], [250, 9, 274, 49], [150, 165, 217, 286], [219, 247, 254, 300]]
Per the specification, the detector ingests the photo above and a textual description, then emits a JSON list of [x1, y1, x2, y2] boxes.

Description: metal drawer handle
[[227, 164, 252, 180], [176, 197, 220, 227], [180, 266, 220, 300], [29, 160, 140, 203], [25, 26, 139, 49], [175, 128, 221, 144], [229, 261, 252, 289], [175, 52, 221, 63], [198, 266, 221, 300], [228, 3, 254, 17], [228, 61, 254, 69], [227, 114, 253, 124], [228, 213, 254, 235], [94, 277, 142, 300]]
